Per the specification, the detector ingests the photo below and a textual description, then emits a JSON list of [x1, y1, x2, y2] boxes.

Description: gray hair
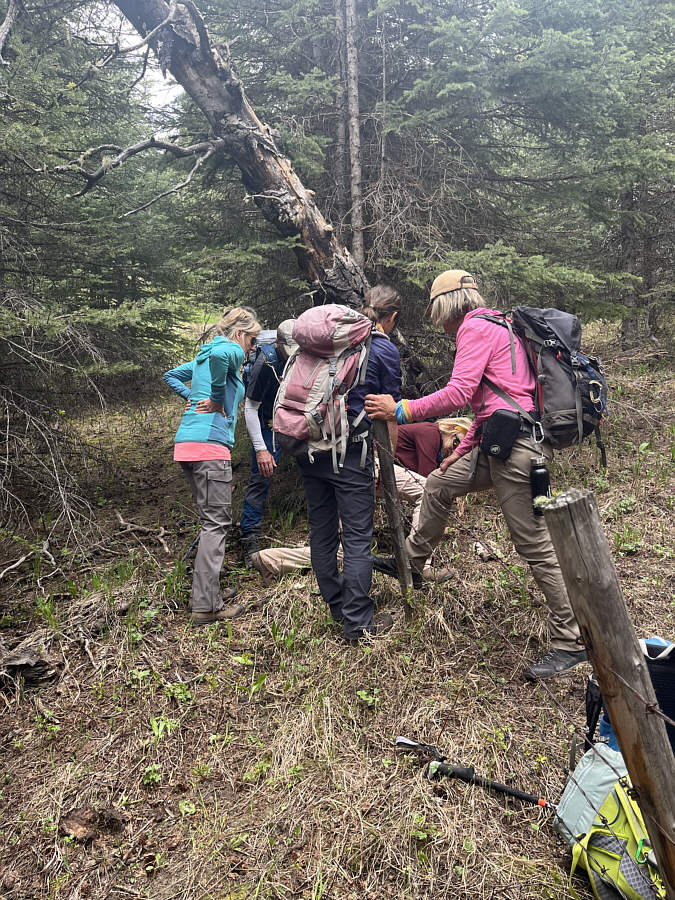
[[428, 288, 483, 328]]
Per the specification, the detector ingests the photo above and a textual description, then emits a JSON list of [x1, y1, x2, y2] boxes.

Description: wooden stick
[[372, 420, 413, 618], [544, 488, 675, 894]]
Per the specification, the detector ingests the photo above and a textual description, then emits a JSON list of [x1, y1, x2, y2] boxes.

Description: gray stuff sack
[[554, 743, 628, 847]]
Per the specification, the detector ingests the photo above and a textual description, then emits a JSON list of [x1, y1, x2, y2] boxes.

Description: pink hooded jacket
[[407, 308, 535, 457]]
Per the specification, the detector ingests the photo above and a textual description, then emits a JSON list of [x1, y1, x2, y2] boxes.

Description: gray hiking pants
[[180, 460, 233, 614], [406, 437, 580, 651]]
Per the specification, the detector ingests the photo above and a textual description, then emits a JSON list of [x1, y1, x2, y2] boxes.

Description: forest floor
[[0, 325, 673, 900]]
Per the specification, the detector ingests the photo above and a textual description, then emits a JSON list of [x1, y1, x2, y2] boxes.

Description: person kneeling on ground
[[164, 307, 261, 627], [249, 419, 471, 585], [364, 270, 586, 681]]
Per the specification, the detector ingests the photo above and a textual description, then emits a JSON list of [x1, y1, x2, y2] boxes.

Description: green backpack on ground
[[569, 778, 665, 900]]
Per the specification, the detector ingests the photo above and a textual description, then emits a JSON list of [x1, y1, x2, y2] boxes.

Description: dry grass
[[0, 333, 673, 900]]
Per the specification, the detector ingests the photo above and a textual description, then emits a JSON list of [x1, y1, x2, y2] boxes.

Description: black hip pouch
[[479, 409, 522, 461]]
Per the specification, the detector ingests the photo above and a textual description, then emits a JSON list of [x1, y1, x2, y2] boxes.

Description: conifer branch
[[119, 144, 217, 216]]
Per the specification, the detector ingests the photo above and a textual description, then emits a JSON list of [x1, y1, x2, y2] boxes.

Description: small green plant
[[209, 727, 234, 748], [178, 799, 196, 817], [614, 523, 644, 555], [609, 497, 637, 517], [149, 715, 179, 744], [164, 559, 188, 601], [356, 687, 380, 708], [249, 673, 267, 699], [242, 757, 272, 782], [35, 595, 58, 629], [191, 761, 212, 781], [228, 832, 249, 849], [144, 851, 165, 874], [409, 813, 437, 843], [141, 763, 162, 786], [164, 682, 193, 704]]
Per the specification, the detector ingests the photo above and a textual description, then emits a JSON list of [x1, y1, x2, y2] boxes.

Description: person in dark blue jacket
[[240, 320, 297, 565], [164, 307, 261, 626], [297, 286, 402, 643]]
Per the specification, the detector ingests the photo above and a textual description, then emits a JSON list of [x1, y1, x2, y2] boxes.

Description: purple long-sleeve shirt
[[408, 308, 535, 457]]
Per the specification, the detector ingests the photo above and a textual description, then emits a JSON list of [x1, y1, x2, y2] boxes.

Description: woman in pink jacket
[[365, 270, 585, 681]]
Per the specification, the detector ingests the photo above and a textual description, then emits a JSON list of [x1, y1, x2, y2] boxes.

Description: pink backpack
[[273, 305, 373, 471]]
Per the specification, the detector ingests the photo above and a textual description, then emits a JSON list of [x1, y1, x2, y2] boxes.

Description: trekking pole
[[372, 420, 414, 618], [427, 761, 554, 809], [395, 736, 554, 810]]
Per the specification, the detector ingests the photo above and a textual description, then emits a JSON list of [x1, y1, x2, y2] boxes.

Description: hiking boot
[[422, 565, 454, 583], [190, 602, 246, 626], [249, 551, 273, 587], [371, 554, 424, 589], [343, 611, 394, 645], [241, 534, 260, 568], [523, 648, 588, 681]]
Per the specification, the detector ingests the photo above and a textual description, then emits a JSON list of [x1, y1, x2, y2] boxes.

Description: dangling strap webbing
[[338, 395, 348, 469], [594, 425, 607, 468]]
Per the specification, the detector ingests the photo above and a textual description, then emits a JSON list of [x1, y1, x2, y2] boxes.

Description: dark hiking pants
[[240, 427, 282, 539], [298, 444, 375, 641]]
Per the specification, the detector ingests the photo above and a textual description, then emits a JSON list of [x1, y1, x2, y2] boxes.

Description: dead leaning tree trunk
[[544, 488, 675, 896], [113, 0, 369, 308]]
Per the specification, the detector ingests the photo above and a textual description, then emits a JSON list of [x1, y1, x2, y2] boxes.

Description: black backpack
[[477, 307, 609, 465]]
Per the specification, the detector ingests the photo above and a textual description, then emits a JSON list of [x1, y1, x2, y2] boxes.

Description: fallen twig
[[114, 510, 171, 554]]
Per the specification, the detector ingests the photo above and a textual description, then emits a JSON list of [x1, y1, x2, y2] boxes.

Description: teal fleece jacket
[[163, 337, 245, 448]]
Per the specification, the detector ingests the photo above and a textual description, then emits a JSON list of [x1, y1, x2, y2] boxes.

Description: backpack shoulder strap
[[474, 313, 517, 375]]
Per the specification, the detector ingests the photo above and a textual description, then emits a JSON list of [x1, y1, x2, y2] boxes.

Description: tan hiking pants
[[406, 437, 580, 650], [375, 461, 425, 534]]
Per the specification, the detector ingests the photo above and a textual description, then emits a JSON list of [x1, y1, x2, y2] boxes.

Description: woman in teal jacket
[[164, 307, 261, 625]]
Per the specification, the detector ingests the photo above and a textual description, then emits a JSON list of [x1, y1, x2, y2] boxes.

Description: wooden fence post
[[543, 488, 675, 897], [372, 420, 414, 618]]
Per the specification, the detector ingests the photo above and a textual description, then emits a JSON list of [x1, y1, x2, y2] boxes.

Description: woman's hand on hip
[[195, 398, 225, 416], [364, 394, 397, 420]]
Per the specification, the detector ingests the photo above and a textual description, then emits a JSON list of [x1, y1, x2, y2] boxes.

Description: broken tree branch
[[0, 0, 20, 66], [54, 136, 226, 198], [114, 510, 170, 554], [110, 0, 370, 306]]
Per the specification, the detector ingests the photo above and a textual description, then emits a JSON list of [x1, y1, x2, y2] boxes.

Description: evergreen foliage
[[0, 0, 672, 527]]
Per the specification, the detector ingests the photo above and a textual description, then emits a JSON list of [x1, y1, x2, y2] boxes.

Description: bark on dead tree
[[113, 0, 369, 307], [0, 0, 20, 65], [543, 488, 675, 896], [333, 0, 348, 243], [344, 0, 364, 268]]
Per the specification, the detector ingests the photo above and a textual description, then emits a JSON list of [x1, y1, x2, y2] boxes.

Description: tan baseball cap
[[429, 269, 478, 301]]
